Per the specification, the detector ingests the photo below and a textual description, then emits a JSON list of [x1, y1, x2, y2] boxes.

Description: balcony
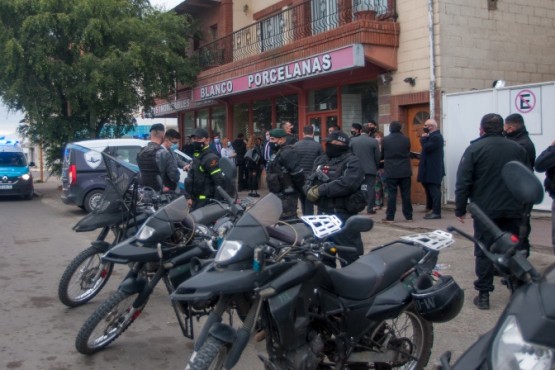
[[196, 0, 397, 71]]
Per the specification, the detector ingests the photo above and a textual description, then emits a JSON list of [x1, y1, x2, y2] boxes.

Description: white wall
[[443, 82, 555, 211]]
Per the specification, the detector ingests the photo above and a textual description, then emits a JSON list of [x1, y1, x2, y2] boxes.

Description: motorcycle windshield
[[149, 196, 190, 223], [224, 193, 282, 244]]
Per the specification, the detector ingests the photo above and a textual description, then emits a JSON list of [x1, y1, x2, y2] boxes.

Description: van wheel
[[84, 189, 104, 213]]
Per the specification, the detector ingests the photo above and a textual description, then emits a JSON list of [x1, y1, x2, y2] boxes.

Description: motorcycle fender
[[90, 240, 111, 253], [208, 323, 237, 344], [268, 284, 306, 350], [119, 276, 148, 295], [365, 282, 411, 321]]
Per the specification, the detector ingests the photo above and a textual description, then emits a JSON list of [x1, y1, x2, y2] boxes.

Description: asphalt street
[[0, 176, 553, 370]]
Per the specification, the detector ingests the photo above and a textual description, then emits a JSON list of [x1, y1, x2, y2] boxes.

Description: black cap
[[149, 123, 165, 132], [351, 123, 362, 130], [326, 131, 350, 145], [191, 128, 209, 139]]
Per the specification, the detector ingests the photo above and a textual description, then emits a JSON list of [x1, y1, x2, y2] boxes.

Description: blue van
[[0, 140, 35, 200]]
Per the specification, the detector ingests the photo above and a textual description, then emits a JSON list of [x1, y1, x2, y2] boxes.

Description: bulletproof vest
[[137, 143, 161, 191], [315, 154, 351, 210], [266, 146, 293, 194]]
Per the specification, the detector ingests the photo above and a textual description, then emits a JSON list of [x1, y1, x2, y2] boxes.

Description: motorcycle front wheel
[[58, 246, 114, 307], [185, 335, 229, 370], [75, 290, 143, 355], [368, 308, 433, 370]]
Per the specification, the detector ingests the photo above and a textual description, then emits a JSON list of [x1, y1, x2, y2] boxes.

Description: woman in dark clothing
[[245, 136, 262, 197]]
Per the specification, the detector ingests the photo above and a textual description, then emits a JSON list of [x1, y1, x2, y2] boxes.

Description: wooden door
[[407, 105, 430, 205]]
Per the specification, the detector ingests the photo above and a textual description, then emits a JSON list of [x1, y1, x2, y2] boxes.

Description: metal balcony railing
[[196, 0, 390, 69]]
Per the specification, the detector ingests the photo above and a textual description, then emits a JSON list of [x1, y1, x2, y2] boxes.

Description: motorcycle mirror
[[501, 161, 544, 205]]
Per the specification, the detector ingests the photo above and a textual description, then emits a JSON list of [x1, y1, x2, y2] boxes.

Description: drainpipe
[[427, 0, 436, 120]]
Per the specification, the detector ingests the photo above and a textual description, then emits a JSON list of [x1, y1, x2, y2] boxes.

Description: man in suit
[[350, 124, 380, 214], [209, 132, 222, 157], [293, 125, 323, 215], [418, 119, 445, 219], [381, 121, 413, 222]]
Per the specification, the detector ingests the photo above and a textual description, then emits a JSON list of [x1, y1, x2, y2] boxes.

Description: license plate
[[0, 184, 13, 190]]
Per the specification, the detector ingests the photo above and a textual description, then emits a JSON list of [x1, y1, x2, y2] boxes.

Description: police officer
[[184, 128, 227, 210], [306, 130, 365, 266], [266, 128, 305, 220], [137, 123, 179, 192]]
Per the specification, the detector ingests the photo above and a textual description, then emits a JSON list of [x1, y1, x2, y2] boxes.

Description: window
[[104, 146, 142, 165], [276, 95, 298, 125], [211, 106, 226, 137], [0, 152, 26, 167], [308, 87, 337, 112], [252, 100, 272, 137], [341, 82, 379, 124], [233, 103, 249, 139], [311, 0, 338, 35], [353, 0, 387, 15], [197, 109, 209, 131]]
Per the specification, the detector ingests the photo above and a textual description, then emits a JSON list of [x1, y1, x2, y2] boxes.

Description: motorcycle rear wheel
[[185, 335, 229, 370], [58, 246, 114, 307], [75, 290, 142, 355], [368, 308, 433, 370]]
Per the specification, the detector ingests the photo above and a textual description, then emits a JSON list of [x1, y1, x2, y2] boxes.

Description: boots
[[473, 291, 490, 310]]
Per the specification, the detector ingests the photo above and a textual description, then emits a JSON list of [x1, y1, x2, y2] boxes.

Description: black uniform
[[137, 142, 179, 191], [184, 145, 227, 210], [309, 151, 365, 265], [266, 145, 305, 220]]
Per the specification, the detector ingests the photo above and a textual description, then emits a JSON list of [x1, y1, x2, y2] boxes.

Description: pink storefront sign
[[193, 44, 365, 101]]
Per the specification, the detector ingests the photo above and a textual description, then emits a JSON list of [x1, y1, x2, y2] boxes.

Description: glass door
[[307, 113, 339, 144]]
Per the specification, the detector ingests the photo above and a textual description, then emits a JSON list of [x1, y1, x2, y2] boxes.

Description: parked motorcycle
[[58, 153, 177, 307], [436, 161, 555, 370], [172, 193, 464, 370], [74, 187, 246, 355]]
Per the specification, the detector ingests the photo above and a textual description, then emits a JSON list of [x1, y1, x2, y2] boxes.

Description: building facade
[[153, 0, 555, 202]]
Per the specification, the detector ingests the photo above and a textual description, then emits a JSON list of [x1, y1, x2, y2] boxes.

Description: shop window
[[308, 88, 337, 112], [211, 106, 226, 138], [276, 95, 298, 125], [184, 112, 195, 136], [233, 103, 249, 140], [253, 100, 272, 138], [196, 109, 209, 132], [341, 82, 378, 124], [311, 0, 339, 35]]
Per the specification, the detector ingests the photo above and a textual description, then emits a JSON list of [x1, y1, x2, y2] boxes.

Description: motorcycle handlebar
[[216, 186, 241, 217], [467, 203, 505, 241]]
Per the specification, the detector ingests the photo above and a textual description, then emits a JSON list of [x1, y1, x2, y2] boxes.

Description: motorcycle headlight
[[21, 173, 31, 181], [492, 315, 554, 370], [137, 225, 156, 241], [215, 240, 243, 263]]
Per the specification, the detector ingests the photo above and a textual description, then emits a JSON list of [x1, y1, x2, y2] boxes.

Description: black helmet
[[411, 274, 464, 323]]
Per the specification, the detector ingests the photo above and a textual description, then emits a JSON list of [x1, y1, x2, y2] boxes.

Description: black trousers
[[362, 174, 377, 212], [473, 217, 524, 293], [385, 177, 413, 221], [423, 182, 441, 215], [279, 193, 299, 221], [299, 192, 315, 216]]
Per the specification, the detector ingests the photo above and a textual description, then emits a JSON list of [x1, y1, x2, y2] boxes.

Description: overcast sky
[[0, 0, 183, 135]]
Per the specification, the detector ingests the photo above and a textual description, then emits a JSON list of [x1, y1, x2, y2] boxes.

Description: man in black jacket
[[232, 133, 247, 191], [455, 113, 528, 310], [381, 121, 412, 222], [418, 119, 444, 219], [306, 130, 365, 266], [504, 113, 536, 169], [184, 128, 228, 210], [535, 141, 555, 255], [266, 128, 305, 220], [293, 125, 322, 215], [350, 124, 380, 214]]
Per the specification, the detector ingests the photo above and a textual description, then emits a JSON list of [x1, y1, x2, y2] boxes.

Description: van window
[[0, 152, 27, 167], [104, 146, 142, 165]]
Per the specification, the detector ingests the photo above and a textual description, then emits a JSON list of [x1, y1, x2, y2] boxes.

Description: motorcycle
[[58, 152, 177, 307], [74, 186, 247, 355], [436, 160, 555, 370], [172, 192, 464, 370]]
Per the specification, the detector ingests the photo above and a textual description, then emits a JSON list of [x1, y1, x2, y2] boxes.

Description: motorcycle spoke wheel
[[75, 291, 141, 354], [58, 247, 114, 307], [368, 309, 433, 370], [185, 335, 229, 370]]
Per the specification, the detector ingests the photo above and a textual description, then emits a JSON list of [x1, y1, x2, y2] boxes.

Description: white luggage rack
[[301, 215, 343, 239], [400, 230, 454, 251]]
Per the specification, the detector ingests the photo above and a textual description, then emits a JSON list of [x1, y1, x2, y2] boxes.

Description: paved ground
[[5, 175, 552, 370]]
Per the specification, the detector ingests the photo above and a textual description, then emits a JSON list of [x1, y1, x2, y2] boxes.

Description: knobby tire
[[185, 335, 228, 370], [75, 290, 140, 355], [58, 246, 114, 307]]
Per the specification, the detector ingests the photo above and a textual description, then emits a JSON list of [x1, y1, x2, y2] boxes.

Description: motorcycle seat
[[327, 242, 425, 300]]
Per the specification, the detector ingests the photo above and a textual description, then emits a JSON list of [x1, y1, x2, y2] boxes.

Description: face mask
[[269, 142, 280, 152], [265, 135, 270, 141], [214, 138, 220, 143], [290, 127, 296, 134], [192, 142, 204, 152], [423, 127, 430, 134], [326, 143, 348, 158], [227, 142, 232, 148], [350, 130, 358, 136], [170, 144, 178, 151]]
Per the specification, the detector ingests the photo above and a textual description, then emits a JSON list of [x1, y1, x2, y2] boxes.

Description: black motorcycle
[[172, 193, 464, 370], [74, 188, 245, 355], [437, 161, 555, 370]]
